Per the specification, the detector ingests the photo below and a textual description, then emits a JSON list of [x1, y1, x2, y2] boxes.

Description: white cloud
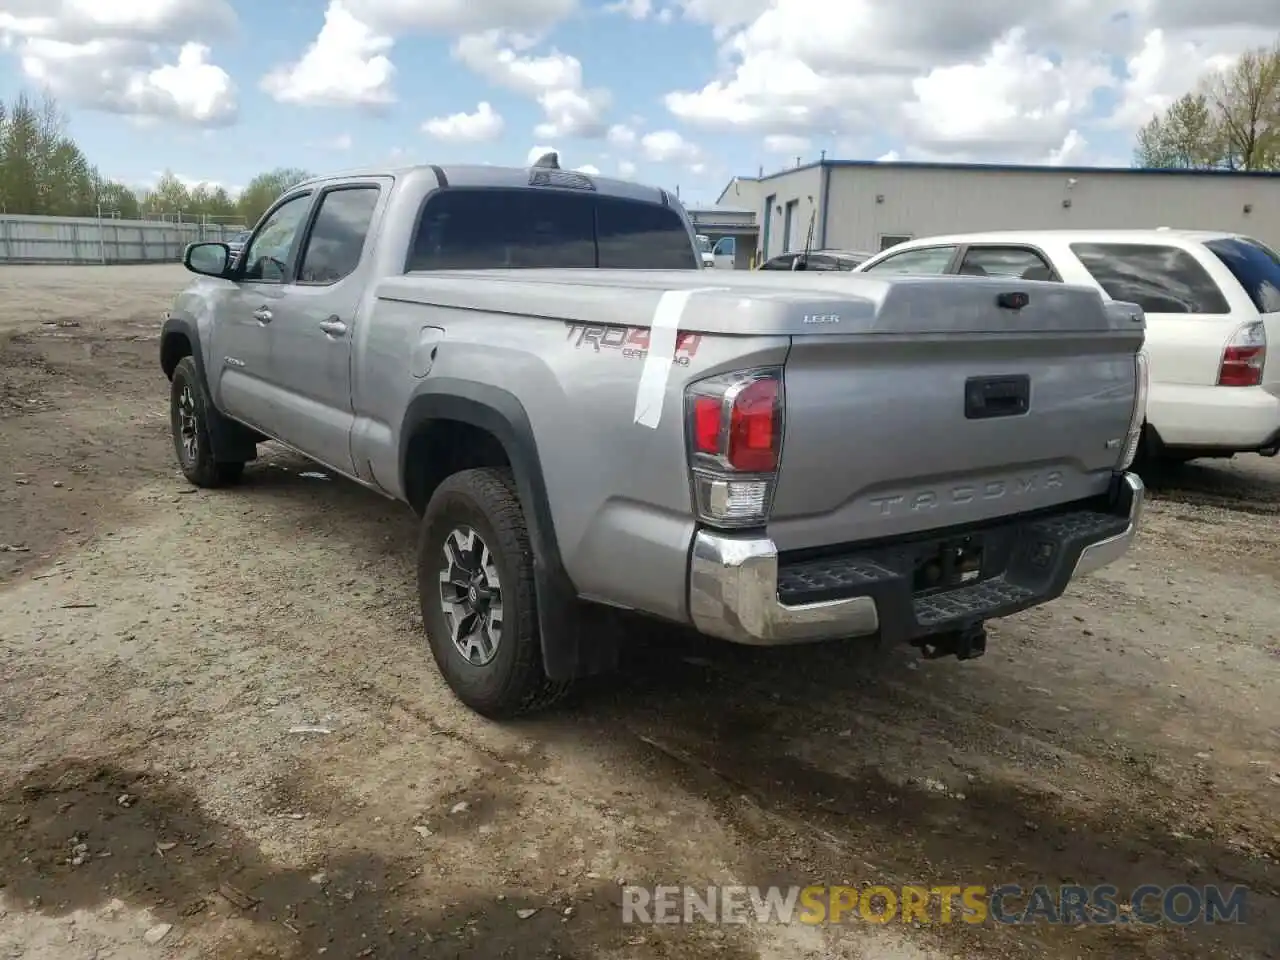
[[453, 30, 610, 138], [663, 1, 1280, 163], [901, 28, 1111, 159], [605, 0, 653, 17], [618, 159, 637, 177], [19, 39, 236, 126], [422, 101, 504, 141], [261, 0, 394, 107], [607, 123, 637, 146], [327, 133, 353, 150], [1046, 130, 1089, 166], [640, 129, 701, 164], [0, 0, 236, 44], [1109, 28, 1241, 130], [344, 0, 575, 34], [575, 163, 601, 174], [764, 133, 809, 153], [604, 0, 673, 20], [0, 0, 238, 125]]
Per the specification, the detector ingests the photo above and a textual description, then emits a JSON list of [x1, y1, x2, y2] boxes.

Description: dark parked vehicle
[[758, 248, 872, 271], [226, 230, 251, 261]]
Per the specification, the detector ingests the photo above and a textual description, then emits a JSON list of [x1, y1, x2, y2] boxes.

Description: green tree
[[0, 91, 140, 217], [94, 178, 141, 219], [1135, 40, 1280, 171], [144, 169, 192, 218], [0, 88, 321, 225], [1134, 93, 1225, 169], [236, 167, 312, 227]]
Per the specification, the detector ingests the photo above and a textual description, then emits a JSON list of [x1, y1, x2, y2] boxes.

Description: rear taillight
[[1218, 321, 1266, 387], [685, 367, 783, 528], [1117, 347, 1149, 470]]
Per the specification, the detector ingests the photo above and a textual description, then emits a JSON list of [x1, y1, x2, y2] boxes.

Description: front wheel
[[169, 356, 245, 487], [417, 467, 569, 718]]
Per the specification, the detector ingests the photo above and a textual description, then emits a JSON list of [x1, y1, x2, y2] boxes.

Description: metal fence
[[0, 214, 247, 265]]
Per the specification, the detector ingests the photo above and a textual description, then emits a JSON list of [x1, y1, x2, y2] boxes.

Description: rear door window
[[596, 195, 698, 269], [861, 245, 958, 276], [1068, 243, 1231, 314], [760, 254, 796, 270], [803, 254, 837, 270], [296, 186, 380, 284], [958, 246, 1056, 280], [1203, 237, 1280, 313]]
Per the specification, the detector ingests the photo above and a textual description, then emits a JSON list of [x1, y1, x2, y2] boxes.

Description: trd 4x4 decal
[[564, 322, 703, 365]]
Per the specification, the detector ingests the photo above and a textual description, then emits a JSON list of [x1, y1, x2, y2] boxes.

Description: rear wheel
[[169, 356, 246, 487], [417, 467, 570, 718]]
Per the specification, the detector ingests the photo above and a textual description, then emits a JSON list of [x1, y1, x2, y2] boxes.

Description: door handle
[[253, 307, 272, 324], [319, 317, 348, 337]]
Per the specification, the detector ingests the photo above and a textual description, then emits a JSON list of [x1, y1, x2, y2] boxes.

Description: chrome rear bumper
[[689, 472, 1145, 647]]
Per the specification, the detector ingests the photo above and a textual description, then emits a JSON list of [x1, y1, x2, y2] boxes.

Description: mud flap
[[204, 406, 261, 463], [536, 580, 622, 682]]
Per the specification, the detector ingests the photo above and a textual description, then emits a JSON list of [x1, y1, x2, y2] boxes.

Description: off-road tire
[[418, 467, 570, 718], [169, 356, 246, 488]]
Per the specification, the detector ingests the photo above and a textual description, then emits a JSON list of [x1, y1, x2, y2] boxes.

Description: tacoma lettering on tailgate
[[867, 471, 1064, 517]]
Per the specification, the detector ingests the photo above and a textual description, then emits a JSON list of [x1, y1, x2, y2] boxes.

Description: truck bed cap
[[377, 269, 1143, 337]]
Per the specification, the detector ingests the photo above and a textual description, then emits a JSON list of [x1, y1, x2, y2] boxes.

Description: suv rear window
[[407, 188, 697, 271], [1068, 242, 1231, 314], [1203, 236, 1280, 313]]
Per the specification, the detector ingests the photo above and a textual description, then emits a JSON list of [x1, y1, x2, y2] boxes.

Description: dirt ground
[[0, 264, 1277, 960]]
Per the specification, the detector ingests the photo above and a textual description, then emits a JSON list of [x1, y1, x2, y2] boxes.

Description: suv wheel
[[169, 356, 245, 487], [418, 467, 569, 718]]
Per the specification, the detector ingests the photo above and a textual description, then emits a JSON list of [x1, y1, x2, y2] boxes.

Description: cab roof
[[292, 161, 677, 209]]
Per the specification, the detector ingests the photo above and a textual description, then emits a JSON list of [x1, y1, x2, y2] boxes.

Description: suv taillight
[[1218, 320, 1266, 386], [685, 367, 783, 528], [1118, 347, 1149, 470]]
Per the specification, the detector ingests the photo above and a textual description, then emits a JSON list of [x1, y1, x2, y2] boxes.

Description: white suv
[[854, 229, 1280, 464]]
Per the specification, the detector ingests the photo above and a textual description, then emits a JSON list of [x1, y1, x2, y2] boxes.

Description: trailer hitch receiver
[[913, 623, 988, 661]]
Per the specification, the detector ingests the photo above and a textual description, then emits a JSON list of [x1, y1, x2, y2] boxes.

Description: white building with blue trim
[[717, 160, 1280, 262]]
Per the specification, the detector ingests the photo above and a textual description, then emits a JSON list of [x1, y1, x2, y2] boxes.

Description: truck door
[[263, 181, 386, 474], [210, 190, 316, 435], [712, 236, 736, 270]]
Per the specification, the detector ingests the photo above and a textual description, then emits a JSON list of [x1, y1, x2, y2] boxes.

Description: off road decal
[[564, 322, 703, 365]]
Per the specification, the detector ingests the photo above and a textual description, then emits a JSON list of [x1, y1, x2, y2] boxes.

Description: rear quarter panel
[[353, 299, 789, 623]]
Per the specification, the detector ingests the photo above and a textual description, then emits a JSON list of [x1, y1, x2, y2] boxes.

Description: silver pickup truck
[[160, 158, 1149, 718]]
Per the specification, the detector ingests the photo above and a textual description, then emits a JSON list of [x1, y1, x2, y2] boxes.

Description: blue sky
[[77, 6, 737, 201], [0, 0, 1273, 206]]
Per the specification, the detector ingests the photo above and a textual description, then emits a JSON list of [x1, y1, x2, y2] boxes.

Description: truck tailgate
[[769, 277, 1144, 552]]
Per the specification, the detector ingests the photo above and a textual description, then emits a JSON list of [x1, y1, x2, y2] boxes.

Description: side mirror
[[184, 241, 231, 277]]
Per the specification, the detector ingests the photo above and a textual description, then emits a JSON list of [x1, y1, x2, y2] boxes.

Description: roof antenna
[[532, 151, 560, 169]]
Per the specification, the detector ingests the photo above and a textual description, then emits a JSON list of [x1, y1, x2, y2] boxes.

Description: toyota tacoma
[[159, 156, 1149, 718]]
